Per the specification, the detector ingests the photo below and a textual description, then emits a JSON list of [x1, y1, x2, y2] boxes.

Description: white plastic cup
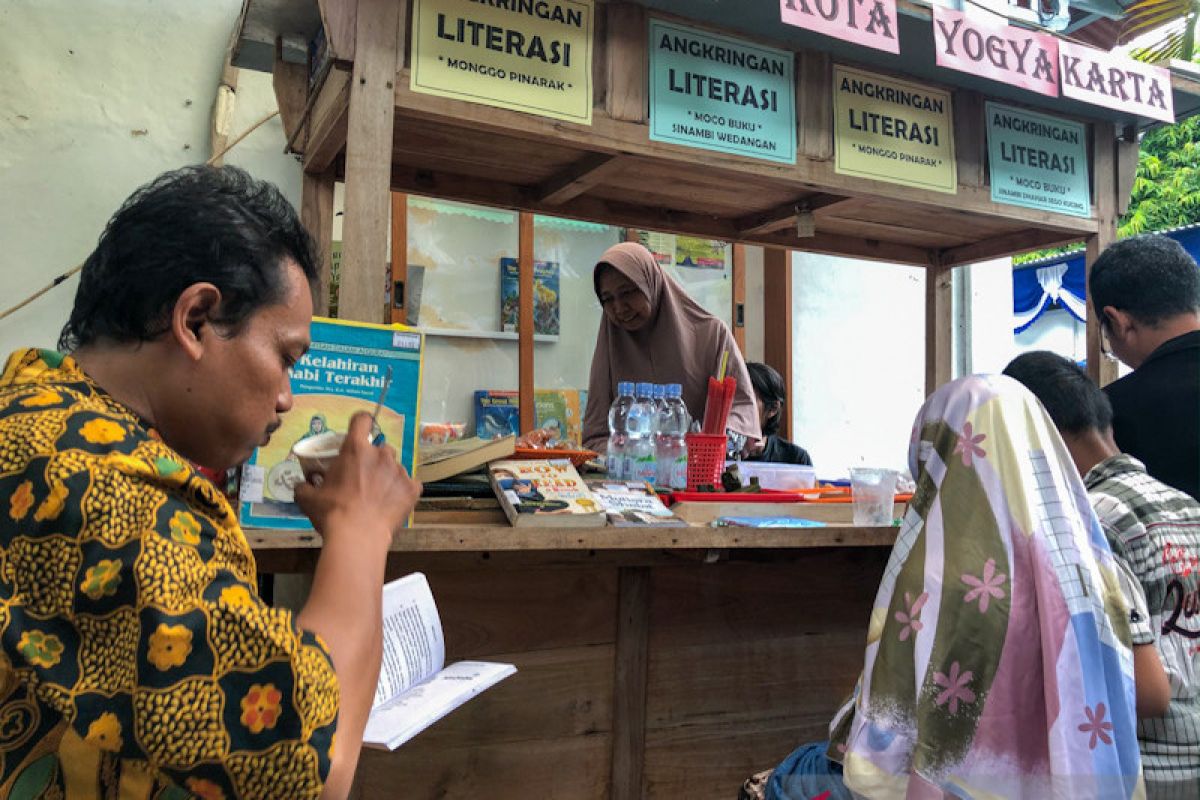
[[291, 431, 346, 484], [850, 467, 898, 526]]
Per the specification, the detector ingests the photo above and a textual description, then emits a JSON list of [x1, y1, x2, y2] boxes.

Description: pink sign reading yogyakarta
[[933, 7, 1059, 97], [780, 0, 899, 54], [1058, 40, 1174, 123]]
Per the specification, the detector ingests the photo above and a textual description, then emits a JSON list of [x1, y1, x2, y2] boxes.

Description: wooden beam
[[762, 247, 793, 440], [732, 243, 746, 354], [210, 22, 240, 166], [301, 170, 336, 317], [1116, 124, 1139, 218], [610, 567, 650, 800], [759, 230, 931, 266], [518, 212, 536, 434], [303, 68, 351, 174], [798, 51, 833, 161], [273, 38, 309, 146], [953, 90, 986, 188], [338, 0, 401, 322], [318, 0, 359, 62], [605, 3, 647, 123], [736, 193, 851, 237], [1087, 121, 1120, 387], [536, 153, 625, 205], [925, 259, 953, 395], [390, 192, 408, 324], [392, 76, 1100, 237], [939, 229, 1086, 267]]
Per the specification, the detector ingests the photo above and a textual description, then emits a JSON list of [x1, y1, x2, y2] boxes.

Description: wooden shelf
[[422, 327, 559, 344]]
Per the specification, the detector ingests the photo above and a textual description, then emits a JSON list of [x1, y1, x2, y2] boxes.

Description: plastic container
[[850, 467, 899, 526], [685, 433, 727, 490], [627, 383, 658, 484], [725, 461, 817, 491], [606, 382, 635, 479]]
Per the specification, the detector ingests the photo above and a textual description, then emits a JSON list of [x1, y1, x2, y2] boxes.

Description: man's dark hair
[[1088, 234, 1200, 327], [747, 361, 786, 437], [1003, 351, 1113, 434], [59, 165, 318, 352]]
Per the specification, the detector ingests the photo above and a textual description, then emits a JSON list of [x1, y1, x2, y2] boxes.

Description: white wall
[[0, 0, 299, 356], [789, 252, 926, 479], [964, 258, 1017, 375]]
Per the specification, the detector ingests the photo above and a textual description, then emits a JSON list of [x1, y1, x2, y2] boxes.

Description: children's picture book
[[474, 389, 586, 446], [587, 481, 687, 527], [488, 459, 606, 528], [365, 573, 516, 750], [499, 258, 560, 335], [239, 318, 423, 530]]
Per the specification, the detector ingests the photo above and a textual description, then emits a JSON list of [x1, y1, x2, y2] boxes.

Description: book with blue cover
[[238, 317, 423, 530], [499, 258, 560, 335]]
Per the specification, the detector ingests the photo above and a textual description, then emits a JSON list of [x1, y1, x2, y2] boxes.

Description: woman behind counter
[[582, 242, 759, 452]]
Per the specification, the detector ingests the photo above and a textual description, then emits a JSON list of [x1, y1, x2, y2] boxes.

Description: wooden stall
[[229, 0, 1200, 795]]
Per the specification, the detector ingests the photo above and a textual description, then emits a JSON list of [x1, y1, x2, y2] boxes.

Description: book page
[[365, 661, 517, 750], [373, 573, 446, 708]]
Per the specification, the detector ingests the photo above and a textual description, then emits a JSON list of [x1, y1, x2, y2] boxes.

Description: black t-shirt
[[1105, 330, 1200, 501], [747, 434, 813, 465]]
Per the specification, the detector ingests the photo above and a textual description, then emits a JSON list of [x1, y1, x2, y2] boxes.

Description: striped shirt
[[1086, 454, 1200, 796]]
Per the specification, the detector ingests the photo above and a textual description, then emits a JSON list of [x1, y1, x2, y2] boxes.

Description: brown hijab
[[582, 242, 759, 450]]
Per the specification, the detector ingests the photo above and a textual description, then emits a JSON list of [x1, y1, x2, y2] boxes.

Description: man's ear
[[170, 283, 223, 361], [1102, 305, 1135, 337]]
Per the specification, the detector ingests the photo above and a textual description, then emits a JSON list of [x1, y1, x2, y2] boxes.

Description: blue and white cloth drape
[[1013, 259, 1087, 334]]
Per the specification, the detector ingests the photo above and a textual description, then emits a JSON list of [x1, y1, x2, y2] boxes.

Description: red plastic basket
[[685, 433, 727, 490]]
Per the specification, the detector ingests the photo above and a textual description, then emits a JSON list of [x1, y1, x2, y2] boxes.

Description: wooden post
[[925, 257, 953, 395], [389, 192, 408, 324], [605, 3, 647, 123], [301, 171, 336, 318], [953, 90, 985, 188], [339, 0, 401, 322], [763, 247, 793, 440], [797, 51, 833, 161], [610, 566, 650, 800], [519, 212, 536, 434], [1087, 122, 1120, 387], [731, 243, 747, 354]]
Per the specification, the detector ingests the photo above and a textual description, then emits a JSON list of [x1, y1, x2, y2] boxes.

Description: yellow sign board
[[833, 65, 956, 194], [411, 0, 594, 125]]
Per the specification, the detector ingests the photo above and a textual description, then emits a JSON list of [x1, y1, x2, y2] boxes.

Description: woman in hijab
[[758, 374, 1144, 800], [582, 242, 758, 452]]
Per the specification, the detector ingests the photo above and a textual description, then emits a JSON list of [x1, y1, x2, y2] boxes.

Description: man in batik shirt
[[0, 166, 419, 799]]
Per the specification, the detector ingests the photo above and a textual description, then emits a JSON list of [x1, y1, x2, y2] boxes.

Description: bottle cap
[[636, 382, 654, 396]]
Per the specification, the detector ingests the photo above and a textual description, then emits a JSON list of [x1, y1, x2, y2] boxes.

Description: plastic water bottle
[[652, 383, 667, 415], [626, 382, 658, 484], [657, 384, 690, 489], [606, 382, 635, 479]]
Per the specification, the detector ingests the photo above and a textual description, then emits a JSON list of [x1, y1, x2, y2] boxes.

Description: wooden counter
[[252, 516, 897, 799]]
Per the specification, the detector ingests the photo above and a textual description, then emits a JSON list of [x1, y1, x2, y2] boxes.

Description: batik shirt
[[0, 349, 338, 799], [1086, 454, 1200, 795]]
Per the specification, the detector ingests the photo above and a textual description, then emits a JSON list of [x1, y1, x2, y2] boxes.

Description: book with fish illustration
[[499, 258, 560, 335], [238, 317, 424, 530], [473, 389, 586, 447]]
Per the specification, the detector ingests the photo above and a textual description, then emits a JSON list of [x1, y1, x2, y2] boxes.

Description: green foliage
[[1015, 115, 1200, 265]]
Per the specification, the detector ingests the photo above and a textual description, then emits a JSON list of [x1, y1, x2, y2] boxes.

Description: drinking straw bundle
[[701, 350, 736, 435]]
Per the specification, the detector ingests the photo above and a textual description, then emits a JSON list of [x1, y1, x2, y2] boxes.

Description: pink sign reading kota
[[1058, 40, 1174, 123], [780, 0, 899, 54], [933, 7, 1059, 97]]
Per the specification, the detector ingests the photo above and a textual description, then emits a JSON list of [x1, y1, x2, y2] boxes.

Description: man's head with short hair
[[1003, 351, 1113, 435], [64, 166, 319, 471], [1088, 234, 1200, 368], [747, 362, 786, 437]]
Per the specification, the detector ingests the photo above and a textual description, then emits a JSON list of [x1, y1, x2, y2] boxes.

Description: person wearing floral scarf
[[763, 375, 1144, 800]]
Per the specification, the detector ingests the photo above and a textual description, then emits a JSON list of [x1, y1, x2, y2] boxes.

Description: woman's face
[[597, 267, 652, 331]]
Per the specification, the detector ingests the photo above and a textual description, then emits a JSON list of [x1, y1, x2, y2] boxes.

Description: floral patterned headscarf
[[830, 375, 1143, 799]]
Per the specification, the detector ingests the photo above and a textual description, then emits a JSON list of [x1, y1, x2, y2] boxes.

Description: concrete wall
[[0, 0, 298, 356]]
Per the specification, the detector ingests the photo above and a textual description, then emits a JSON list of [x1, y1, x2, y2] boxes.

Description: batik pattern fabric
[[0, 348, 339, 799], [829, 374, 1143, 799]]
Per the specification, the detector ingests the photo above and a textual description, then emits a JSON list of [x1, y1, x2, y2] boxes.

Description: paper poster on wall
[[648, 19, 796, 164], [932, 7, 1059, 98], [1057, 40, 1173, 123], [410, 0, 594, 125], [780, 0, 899, 54], [675, 237, 727, 270], [833, 65, 957, 194], [638, 231, 676, 267], [986, 102, 1090, 218], [499, 258, 560, 335]]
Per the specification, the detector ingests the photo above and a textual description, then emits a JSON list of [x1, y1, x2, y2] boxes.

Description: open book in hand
[[364, 573, 516, 750]]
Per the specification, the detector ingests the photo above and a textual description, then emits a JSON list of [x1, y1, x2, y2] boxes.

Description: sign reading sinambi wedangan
[[986, 102, 1090, 218], [648, 19, 796, 164], [411, 0, 594, 125], [833, 65, 956, 193]]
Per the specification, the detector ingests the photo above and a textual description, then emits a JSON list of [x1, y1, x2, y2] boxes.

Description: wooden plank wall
[[351, 549, 889, 798]]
